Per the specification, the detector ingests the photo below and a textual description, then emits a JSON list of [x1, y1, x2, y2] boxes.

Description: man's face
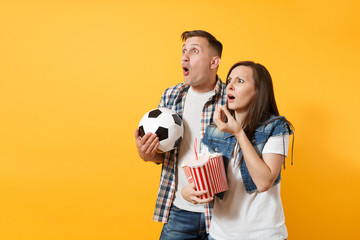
[[181, 37, 214, 92]]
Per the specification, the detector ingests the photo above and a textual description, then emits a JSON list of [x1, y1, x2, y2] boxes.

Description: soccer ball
[[138, 108, 183, 152]]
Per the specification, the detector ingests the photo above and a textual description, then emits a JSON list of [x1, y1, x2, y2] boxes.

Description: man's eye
[[193, 49, 199, 54], [237, 78, 244, 83], [182, 49, 186, 54]]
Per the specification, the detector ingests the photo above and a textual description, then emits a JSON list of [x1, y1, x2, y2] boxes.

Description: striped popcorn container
[[183, 153, 228, 199]]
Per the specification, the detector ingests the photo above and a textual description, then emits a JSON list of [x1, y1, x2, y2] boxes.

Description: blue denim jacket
[[202, 116, 293, 196]]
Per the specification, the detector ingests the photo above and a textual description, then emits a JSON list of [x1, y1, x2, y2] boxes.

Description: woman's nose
[[227, 81, 234, 90]]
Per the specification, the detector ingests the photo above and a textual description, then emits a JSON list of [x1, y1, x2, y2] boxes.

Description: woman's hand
[[181, 183, 213, 204], [214, 106, 242, 136]]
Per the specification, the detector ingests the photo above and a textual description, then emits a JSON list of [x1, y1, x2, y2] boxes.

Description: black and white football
[[138, 108, 183, 152]]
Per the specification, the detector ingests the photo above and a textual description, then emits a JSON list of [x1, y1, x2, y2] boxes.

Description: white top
[[209, 135, 290, 240], [173, 87, 215, 212]]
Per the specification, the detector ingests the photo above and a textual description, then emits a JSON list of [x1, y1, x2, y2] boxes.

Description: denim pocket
[[208, 138, 229, 155]]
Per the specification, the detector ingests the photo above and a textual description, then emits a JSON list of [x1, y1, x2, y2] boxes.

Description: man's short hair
[[181, 30, 223, 58]]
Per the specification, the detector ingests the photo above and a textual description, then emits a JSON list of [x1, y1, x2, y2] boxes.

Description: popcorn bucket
[[183, 154, 228, 199]]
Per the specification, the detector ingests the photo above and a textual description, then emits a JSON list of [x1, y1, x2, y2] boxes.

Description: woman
[[203, 61, 293, 239]]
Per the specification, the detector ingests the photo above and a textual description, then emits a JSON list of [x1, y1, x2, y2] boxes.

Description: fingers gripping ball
[[138, 108, 184, 152]]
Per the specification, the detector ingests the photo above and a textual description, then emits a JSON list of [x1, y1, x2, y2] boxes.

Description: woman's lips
[[227, 94, 235, 102]]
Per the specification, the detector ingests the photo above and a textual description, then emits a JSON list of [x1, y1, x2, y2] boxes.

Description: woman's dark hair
[[226, 61, 292, 139], [226, 61, 294, 167]]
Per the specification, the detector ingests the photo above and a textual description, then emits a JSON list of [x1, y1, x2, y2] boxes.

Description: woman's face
[[226, 65, 256, 113]]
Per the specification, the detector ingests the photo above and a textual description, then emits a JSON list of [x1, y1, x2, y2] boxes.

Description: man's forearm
[[146, 152, 164, 164]]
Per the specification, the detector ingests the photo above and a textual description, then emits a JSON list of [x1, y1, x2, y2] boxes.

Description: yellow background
[[1, 0, 359, 239]]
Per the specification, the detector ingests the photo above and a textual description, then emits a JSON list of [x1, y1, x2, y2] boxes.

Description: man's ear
[[210, 56, 221, 70]]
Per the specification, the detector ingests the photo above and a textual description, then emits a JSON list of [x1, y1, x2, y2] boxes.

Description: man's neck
[[191, 75, 217, 93]]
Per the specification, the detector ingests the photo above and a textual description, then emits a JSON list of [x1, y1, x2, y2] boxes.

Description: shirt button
[[215, 147, 218, 152], [252, 139, 256, 143]]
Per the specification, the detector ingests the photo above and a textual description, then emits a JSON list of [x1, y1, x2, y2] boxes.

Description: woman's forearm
[[235, 130, 280, 192]]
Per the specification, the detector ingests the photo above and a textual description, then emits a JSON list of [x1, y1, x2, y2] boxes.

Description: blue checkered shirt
[[153, 77, 227, 232]]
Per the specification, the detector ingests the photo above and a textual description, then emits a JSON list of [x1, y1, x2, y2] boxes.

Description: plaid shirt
[[153, 77, 227, 232]]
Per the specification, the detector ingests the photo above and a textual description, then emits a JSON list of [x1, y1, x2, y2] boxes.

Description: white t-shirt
[[173, 87, 215, 212], [209, 135, 290, 240]]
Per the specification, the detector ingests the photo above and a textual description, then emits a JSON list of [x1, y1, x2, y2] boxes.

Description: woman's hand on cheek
[[214, 107, 241, 135]]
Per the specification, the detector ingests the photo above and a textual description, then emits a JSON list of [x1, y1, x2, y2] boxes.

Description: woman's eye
[[182, 49, 186, 54], [192, 49, 199, 54], [237, 78, 244, 83]]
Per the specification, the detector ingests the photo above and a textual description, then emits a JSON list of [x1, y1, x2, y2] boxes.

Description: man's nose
[[181, 52, 189, 62]]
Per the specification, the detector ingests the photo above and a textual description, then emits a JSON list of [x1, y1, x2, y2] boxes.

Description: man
[[135, 30, 226, 239]]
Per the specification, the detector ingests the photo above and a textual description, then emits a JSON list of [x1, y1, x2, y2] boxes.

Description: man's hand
[[135, 129, 163, 163], [181, 182, 213, 204]]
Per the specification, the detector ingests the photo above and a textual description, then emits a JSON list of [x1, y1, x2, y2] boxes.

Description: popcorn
[[183, 153, 228, 199]]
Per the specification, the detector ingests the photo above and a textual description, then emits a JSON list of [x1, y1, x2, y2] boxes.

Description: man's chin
[[183, 77, 192, 86]]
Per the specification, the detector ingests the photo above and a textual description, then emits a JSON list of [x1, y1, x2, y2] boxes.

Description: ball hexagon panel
[[155, 127, 168, 141], [138, 125, 145, 138], [148, 109, 162, 118], [172, 114, 182, 126], [173, 136, 182, 148]]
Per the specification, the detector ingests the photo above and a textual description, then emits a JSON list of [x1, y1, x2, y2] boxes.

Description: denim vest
[[202, 116, 293, 196]]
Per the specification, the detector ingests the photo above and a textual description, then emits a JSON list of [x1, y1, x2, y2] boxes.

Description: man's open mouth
[[183, 66, 189, 76]]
